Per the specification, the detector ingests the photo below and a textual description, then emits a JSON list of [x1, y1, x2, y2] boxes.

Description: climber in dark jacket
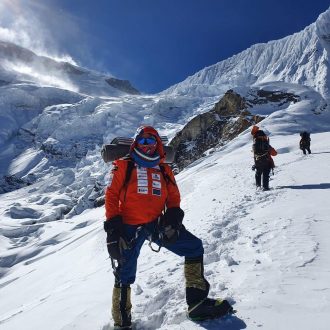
[[299, 132, 311, 155], [251, 126, 277, 191]]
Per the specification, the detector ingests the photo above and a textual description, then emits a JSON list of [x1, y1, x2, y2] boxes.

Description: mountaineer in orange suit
[[104, 126, 233, 329]]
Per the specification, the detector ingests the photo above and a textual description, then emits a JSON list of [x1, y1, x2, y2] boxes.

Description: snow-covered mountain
[[0, 40, 143, 196], [1, 6, 330, 330], [0, 40, 140, 97], [164, 9, 330, 101]]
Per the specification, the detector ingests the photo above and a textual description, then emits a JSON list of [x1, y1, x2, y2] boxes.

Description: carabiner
[[147, 232, 162, 252]]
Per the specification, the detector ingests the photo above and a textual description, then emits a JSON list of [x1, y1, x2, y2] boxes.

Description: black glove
[[251, 164, 256, 171], [104, 215, 127, 260], [162, 207, 184, 228], [161, 225, 179, 245], [161, 207, 184, 245]]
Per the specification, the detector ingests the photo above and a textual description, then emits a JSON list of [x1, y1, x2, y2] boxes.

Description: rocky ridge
[[171, 89, 300, 169]]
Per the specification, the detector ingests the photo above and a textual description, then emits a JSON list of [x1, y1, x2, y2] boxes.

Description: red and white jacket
[[105, 159, 180, 225]]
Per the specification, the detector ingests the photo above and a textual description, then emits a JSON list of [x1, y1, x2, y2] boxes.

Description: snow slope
[[0, 93, 330, 329]]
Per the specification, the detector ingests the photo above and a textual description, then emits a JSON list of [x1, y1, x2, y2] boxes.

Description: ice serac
[[164, 6, 330, 100], [316, 8, 330, 54], [316, 7, 330, 97]]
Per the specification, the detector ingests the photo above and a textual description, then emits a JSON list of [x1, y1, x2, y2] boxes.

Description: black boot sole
[[188, 299, 235, 321]]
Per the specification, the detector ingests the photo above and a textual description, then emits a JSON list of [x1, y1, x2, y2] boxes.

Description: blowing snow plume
[[0, 0, 82, 91], [0, 0, 78, 64]]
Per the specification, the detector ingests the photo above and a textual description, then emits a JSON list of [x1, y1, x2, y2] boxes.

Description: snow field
[[1, 129, 330, 329]]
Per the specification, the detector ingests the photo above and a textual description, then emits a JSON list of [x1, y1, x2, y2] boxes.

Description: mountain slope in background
[[164, 9, 330, 101], [0, 6, 330, 330], [0, 41, 140, 97]]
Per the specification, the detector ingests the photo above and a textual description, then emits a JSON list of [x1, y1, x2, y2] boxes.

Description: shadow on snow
[[101, 314, 247, 330], [188, 314, 246, 330], [278, 183, 330, 190]]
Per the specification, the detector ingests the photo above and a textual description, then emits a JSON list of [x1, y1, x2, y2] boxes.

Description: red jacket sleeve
[[163, 165, 181, 209], [104, 160, 126, 220], [269, 146, 277, 156]]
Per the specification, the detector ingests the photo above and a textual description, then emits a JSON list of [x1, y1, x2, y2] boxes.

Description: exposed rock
[[246, 89, 299, 106], [170, 88, 299, 170], [170, 90, 258, 169], [105, 78, 140, 95], [213, 89, 246, 115]]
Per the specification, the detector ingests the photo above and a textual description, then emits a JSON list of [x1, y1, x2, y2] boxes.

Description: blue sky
[[1, 0, 329, 93]]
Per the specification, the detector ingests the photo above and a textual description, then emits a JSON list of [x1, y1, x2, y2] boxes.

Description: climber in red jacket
[[104, 125, 233, 329]]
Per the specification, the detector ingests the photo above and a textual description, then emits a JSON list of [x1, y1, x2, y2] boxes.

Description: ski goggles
[[136, 136, 157, 145]]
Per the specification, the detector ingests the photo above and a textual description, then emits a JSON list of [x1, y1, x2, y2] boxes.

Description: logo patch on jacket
[[152, 181, 161, 189], [137, 173, 148, 180], [152, 173, 161, 180], [137, 179, 148, 187], [138, 187, 148, 194], [152, 188, 161, 196]]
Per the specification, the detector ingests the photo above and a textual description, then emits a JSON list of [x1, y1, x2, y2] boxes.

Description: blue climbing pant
[[115, 220, 204, 285]]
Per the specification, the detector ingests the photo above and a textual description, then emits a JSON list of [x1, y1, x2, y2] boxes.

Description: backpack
[[253, 130, 269, 156], [299, 131, 310, 149], [300, 131, 310, 140], [253, 130, 271, 169]]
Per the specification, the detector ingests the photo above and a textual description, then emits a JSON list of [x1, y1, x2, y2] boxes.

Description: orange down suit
[[105, 159, 180, 225]]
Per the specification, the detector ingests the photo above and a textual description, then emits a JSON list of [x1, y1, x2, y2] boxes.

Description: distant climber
[[251, 125, 277, 191], [299, 131, 311, 155], [103, 125, 234, 329]]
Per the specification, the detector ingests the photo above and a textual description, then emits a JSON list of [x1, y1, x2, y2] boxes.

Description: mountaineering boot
[[112, 284, 132, 329], [185, 256, 233, 321], [187, 297, 234, 321], [184, 256, 210, 307]]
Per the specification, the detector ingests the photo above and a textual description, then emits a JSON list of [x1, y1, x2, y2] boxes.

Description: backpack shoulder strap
[[120, 157, 135, 201], [123, 158, 135, 187], [159, 164, 176, 186]]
